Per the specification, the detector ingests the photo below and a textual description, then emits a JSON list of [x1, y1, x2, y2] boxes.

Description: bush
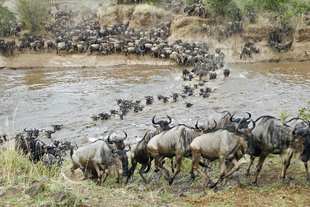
[[0, 1, 15, 36], [17, 0, 50, 32], [298, 101, 310, 121], [203, 0, 238, 20], [186, 0, 195, 6]]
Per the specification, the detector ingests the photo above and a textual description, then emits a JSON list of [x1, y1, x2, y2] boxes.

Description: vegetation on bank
[[0, 0, 15, 36], [184, 0, 310, 27], [17, 0, 51, 32]]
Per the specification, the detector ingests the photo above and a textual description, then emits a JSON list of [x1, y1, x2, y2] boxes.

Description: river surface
[[0, 62, 309, 146]]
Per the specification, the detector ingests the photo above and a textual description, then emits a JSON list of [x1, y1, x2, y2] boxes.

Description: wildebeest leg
[[210, 156, 227, 188], [126, 160, 137, 184], [94, 163, 103, 184], [154, 154, 170, 181], [222, 158, 239, 179], [280, 150, 294, 182], [101, 169, 109, 183], [170, 158, 174, 173], [169, 155, 182, 185], [139, 164, 148, 183], [70, 162, 79, 175], [246, 155, 255, 176], [304, 161, 310, 181], [253, 154, 267, 185], [191, 150, 210, 181]]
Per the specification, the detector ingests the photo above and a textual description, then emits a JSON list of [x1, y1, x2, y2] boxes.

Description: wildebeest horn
[[122, 131, 127, 140], [107, 133, 113, 144], [125, 145, 131, 152], [250, 120, 256, 130], [166, 115, 172, 124], [245, 112, 252, 121], [195, 119, 199, 129], [152, 115, 159, 125], [210, 119, 217, 130], [222, 110, 231, 117], [230, 114, 236, 122]]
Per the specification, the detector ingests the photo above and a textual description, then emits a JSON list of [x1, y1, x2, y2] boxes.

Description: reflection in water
[[0, 62, 309, 145]]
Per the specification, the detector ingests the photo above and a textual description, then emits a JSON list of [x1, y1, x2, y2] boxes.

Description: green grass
[[1, 143, 310, 206]]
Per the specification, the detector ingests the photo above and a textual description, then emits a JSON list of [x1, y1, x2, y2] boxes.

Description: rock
[[39, 204, 51, 207], [0, 187, 22, 197], [25, 183, 45, 197], [52, 191, 71, 203]]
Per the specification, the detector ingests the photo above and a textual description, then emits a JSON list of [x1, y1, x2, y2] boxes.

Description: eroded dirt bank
[[0, 53, 177, 69]]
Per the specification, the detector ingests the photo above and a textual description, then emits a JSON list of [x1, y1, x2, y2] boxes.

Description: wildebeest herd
[[1, 9, 227, 71], [0, 5, 307, 192], [2, 111, 309, 189]]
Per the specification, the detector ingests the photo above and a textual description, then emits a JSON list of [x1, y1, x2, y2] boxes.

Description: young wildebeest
[[70, 139, 130, 184], [147, 120, 216, 185], [246, 116, 310, 185], [190, 121, 255, 188], [126, 115, 172, 184]]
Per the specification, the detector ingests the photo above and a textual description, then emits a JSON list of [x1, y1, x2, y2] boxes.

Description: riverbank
[[1, 144, 310, 207], [0, 53, 178, 69]]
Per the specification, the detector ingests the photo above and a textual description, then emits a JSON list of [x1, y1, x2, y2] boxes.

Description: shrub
[[280, 111, 291, 122], [298, 101, 310, 121], [17, 0, 50, 32], [0, 1, 15, 36], [186, 0, 195, 6], [203, 0, 238, 20]]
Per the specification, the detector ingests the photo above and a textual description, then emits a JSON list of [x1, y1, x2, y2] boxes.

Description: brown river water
[[0, 62, 309, 146]]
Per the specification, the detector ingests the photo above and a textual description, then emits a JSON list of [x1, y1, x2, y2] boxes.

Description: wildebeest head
[[107, 131, 128, 150], [293, 128, 310, 162], [237, 120, 256, 155], [0, 135, 7, 144], [152, 115, 172, 131], [230, 112, 252, 130], [112, 145, 131, 176], [196, 119, 217, 133]]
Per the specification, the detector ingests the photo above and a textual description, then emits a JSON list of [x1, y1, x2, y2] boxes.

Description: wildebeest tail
[[143, 162, 151, 174]]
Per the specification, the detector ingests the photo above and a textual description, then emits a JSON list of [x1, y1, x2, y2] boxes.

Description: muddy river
[[0, 62, 309, 146]]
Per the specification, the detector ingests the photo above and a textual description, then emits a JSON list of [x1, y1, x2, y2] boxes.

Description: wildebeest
[[70, 139, 130, 184], [0, 135, 7, 144], [246, 116, 310, 185], [126, 115, 173, 184], [147, 120, 216, 184], [190, 121, 255, 188], [285, 117, 310, 180], [223, 69, 230, 78], [15, 133, 45, 162], [203, 111, 251, 132]]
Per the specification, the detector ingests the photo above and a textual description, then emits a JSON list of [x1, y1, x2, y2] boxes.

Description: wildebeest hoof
[[168, 178, 174, 185], [209, 183, 217, 189], [245, 172, 250, 176]]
